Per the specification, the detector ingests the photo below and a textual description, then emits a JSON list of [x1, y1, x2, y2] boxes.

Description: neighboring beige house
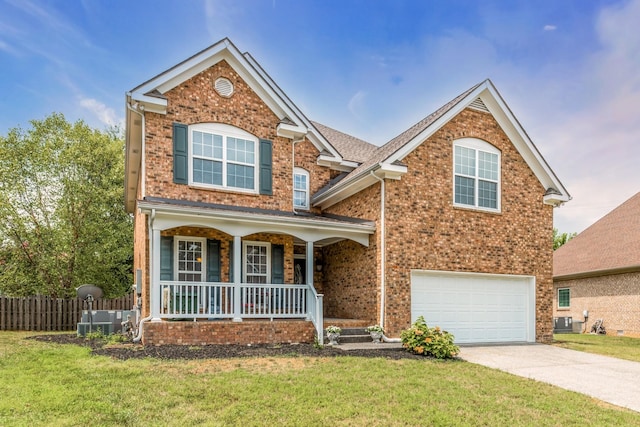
[[554, 192, 640, 337], [124, 38, 570, 346]]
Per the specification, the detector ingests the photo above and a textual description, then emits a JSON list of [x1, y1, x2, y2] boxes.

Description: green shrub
[[400, 316, 459, 359]]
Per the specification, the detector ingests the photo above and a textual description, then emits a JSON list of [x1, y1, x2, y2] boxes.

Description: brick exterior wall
[[323, 108, 554, 341], [142, 59, 330, 212], [143, 320, 316, 345], [133, 60, 331, 343], [382, 108, 554, 340], [132, 57, 556, 344], [553, 271, 640, 338], [322, 183, 381, 324]]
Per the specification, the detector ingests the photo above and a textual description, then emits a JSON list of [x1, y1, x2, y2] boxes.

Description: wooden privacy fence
[[0, 294, 134, 331]]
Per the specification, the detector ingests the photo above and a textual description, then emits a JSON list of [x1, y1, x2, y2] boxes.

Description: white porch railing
[[159, 281, 320, 322]]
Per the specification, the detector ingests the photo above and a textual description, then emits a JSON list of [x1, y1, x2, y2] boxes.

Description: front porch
[[139, 197, 376, 344]]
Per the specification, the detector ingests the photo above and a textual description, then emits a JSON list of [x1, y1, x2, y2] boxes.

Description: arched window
[[189, 123, 258, 192], [293, 167, 309, 209], [453, 138, 501, 212]]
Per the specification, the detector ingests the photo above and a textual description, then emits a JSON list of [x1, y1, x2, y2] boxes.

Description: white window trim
[[557, 287, 570, 309], [452, 137, 501, 213], [293, 167, 310, 210], [188, 123, 259, 193], [174, 236, 207, 282], [242, 241, 271, 283]]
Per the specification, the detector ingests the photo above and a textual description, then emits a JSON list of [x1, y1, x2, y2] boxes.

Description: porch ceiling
[[138, 197, 375, 247]]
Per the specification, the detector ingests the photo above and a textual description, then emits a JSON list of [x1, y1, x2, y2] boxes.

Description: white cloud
[[542, 0, 640, 233], [79, 97, 121, 128], [543, 25, 557, 31], [347, 90, 368, 120]]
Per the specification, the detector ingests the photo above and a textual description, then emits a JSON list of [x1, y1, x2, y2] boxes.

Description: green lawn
[[553, 333, 640, 362], [1, 332, 639, 426]]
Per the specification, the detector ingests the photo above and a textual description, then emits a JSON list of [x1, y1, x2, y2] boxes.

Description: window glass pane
[[177, 240, 203, 282], [193, 158, 222, 185], [479, 151, 498, 181], [478, 180, 497, 209], [455, 176, 475, 205], [455, 146, 475, 176], [213, 135, 223, 159], [558, 289, 570, 308], [227, 137, 254, 165], [294, 173, 307, 190], [294, 190, 307, 208], [227, 164, 254, 189], [193, 131, 203, 156], [245, 244, 268, 284]]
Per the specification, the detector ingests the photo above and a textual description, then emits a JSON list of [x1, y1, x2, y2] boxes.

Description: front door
[[293, 257, 306, 284]]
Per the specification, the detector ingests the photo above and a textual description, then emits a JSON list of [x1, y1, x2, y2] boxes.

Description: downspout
[[126, 101, 146, 199], [133, 208, 155, 343], [369, 170, 400, 343]]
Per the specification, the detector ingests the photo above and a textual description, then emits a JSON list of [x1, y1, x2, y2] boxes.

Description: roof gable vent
[[468, 98, 489, 113], [214, 77, 234, 97]]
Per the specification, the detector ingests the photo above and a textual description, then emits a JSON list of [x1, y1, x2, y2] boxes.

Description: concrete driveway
[[460, 344, 640, 413]]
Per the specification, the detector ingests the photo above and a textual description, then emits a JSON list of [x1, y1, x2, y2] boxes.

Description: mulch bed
[[29, 334, 426, 361]]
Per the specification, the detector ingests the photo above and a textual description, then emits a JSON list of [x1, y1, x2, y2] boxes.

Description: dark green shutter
[[160, 236, 174, 281], [271, 244, 284, 284], [259, 139, 272, 195], [206, 239, 221, 282], [173, 123, 188, 184]]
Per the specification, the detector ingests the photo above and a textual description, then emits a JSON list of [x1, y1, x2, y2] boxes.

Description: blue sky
[[1, 0, 638, 234]]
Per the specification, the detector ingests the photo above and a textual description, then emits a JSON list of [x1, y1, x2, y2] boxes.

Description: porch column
[[233, 235, 242, 322], [151, 228, 161, 321], [306, 241, 314, 321], [306, 241, 314, 288]]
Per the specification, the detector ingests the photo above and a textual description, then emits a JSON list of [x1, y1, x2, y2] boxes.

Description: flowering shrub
[[326, 325, 342, 335], [365, 325, 384, 333], [400, 316, 459, 359]]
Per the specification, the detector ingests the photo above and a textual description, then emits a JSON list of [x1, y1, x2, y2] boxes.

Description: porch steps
[[327, 327, 372, 344]]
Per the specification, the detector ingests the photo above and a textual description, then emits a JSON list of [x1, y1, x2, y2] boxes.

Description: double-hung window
[[558, 288, 570, 308], [243, 241, 270, 284], [190, 123, 258, 191], [293, 168, 309, 209], [453, 138, 501, 211], [175, 238, 205, 282]]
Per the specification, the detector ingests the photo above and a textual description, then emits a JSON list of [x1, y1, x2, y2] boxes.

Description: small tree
[[0, 114, 132, 297], [553, 228, 577, 250]]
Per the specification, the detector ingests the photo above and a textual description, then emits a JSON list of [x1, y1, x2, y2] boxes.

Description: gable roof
[[554, 191, 640, 279], [124, 38, 343, 212], [312, 79, 571, 209]]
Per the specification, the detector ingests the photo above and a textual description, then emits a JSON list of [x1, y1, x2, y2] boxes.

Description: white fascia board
[[312, 164, 380, 209], [378, 163, 407, 180], [138, 201, 374, 245], [128, 92, 168, 114], [277, 122, 308, 139], [131, 40, 230, 98], [317, 153, 347, 168], [479, 84, 570, 203]]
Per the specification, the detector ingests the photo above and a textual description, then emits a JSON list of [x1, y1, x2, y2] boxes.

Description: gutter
[[554, 264, 640, 282]]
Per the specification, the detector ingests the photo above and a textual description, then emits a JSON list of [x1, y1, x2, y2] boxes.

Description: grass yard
[[1, 332, 639, 426], [553, 333, 640, 362]]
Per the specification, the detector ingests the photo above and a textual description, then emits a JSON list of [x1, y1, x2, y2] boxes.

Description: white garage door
[[411, 271, 535, 344]]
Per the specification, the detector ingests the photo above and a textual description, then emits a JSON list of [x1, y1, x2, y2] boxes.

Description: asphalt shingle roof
[[554, 191, 640, 277], [310, 121, 378, 164]]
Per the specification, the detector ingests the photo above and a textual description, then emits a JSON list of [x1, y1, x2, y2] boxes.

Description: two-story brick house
[[125, 38, 569, 345]]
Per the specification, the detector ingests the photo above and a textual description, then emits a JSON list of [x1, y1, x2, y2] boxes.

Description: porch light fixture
[[315, 259, 323, 272]]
